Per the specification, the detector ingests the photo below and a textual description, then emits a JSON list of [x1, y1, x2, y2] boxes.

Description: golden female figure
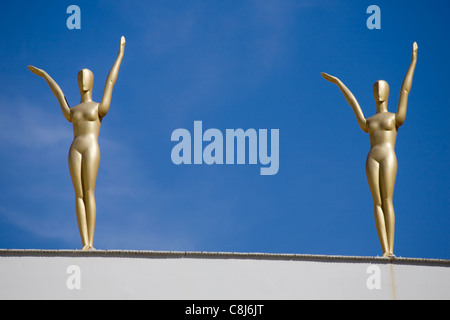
[[28, 36, 125, 250], [321, 42, 417, 257]]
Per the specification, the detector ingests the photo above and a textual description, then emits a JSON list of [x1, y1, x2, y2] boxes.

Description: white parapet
[[0, 249, 449, 300]]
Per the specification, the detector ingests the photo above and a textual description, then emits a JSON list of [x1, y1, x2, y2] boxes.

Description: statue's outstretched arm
[[27, 65, 71, 122], [396, 42, 418, 127], [98, 36, 125, 118], [321, 73, 368, 132]]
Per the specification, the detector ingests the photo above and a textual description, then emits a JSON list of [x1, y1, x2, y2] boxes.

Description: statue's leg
[[81, 144, 100, 249], [379, 154, 397, 256], [366, 156, 389, 256], [69, 148, 89, 250]]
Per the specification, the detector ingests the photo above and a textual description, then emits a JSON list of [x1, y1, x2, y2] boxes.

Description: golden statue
[[28, 36, 126, 250], [321, 42, 418, 257]]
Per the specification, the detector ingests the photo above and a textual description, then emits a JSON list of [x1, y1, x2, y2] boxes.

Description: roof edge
[[1, 249, 449, 267]]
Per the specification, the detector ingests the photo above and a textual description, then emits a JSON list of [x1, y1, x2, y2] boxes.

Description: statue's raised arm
[[396, 42, 418, 127], [321, 72, 368, 133], [98, 36, 126, 118], [27, 65, 72, 122]]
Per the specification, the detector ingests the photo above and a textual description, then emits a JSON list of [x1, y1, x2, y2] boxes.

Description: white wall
[[0, 250, 449, 299]]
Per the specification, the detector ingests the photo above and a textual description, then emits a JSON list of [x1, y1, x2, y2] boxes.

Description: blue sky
[[0, 0, 449, 259]]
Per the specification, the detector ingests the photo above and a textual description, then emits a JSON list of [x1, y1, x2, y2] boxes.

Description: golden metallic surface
[[322, 42, 418, 257], [28, 36, 125, 250]]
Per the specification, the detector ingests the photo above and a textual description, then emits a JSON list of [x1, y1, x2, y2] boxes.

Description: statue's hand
[[321, 72, 339, 84], [412, 42, 418, 60], [27, 65, 46, 77], [119, 36, 126, 55]]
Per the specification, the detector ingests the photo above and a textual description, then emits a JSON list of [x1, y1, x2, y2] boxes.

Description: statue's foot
[[81, 245, 90, 251], [382, 252, 396, 258]]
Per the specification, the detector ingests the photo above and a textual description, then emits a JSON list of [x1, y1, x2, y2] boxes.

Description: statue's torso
[[70, 101, 101, 152], [366, 111, 398, 161]]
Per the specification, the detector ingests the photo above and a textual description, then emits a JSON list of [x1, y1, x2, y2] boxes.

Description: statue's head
[[77, 69, 94, 92], [373, 80, 389, 103]]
